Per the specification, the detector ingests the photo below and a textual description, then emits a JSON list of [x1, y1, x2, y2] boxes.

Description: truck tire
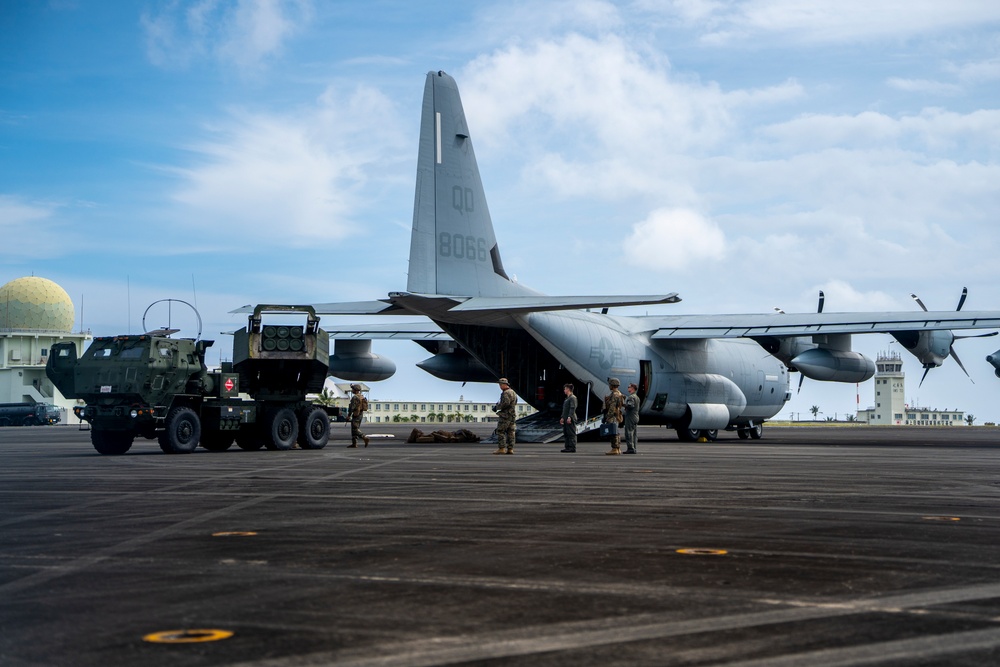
[[158, 407, 201, 454], [201, 430, 235, 452], [235, 428, 264, 451], [298, 407, 330, 450], [264, 407, 298, 451], [91, 430, 133, 455]]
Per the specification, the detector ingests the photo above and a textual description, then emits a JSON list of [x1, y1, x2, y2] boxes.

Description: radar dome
[[0, 276, 76, 332]]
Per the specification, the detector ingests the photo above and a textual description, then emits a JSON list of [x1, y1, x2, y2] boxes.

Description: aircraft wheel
[[201, 430, 235, 452], [749, 424, 763, 439], [703, 429, 718, 441], [298, 407, 330, 450], [676, 428, 699, 442], [91, 430, 133, 455], [0, 418, 10, 427], [265, 408, 298, 451], [235, 428, 264, 451], [737, 428, 750, 440], [159, 407, 201, 454]]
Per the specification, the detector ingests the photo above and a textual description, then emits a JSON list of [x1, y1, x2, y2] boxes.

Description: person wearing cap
[[623, 382, 640, 454], [492, 377, 517, 455], [559, 383, 578, 453], [602, 378, 625, 455], [347, 383, 370, 448]]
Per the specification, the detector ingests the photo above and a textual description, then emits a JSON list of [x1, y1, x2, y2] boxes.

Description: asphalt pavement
[[2, 423, 1000, 666]]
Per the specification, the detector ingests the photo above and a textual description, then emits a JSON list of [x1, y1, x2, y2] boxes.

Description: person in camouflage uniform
[[623, 382, 640, 454], [347, 384, 370, 448], [492, 377, 517, 455], [603, 377, 625, 455], [560, 383, 578, 453]]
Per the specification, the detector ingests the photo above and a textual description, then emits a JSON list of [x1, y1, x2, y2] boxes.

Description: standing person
[[492, 377, 517, 455], [347, 384, 370, 448], [623, 382, 640, 454], [560, 383, 578, 453], [603, 377, 625, 455]]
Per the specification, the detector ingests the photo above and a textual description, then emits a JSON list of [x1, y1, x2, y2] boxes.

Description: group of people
[[494, 376, 640, 455], [345, 377, 642, 454]]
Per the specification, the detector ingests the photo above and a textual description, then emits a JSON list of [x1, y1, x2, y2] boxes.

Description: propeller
[[910, 287, 998, 386], [796, 290, 825, 394]]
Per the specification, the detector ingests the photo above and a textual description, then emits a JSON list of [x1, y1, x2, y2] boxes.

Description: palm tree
[[966, 414, 976, 426], [314, 387, 335, 407], [810, 405, 821, 420]]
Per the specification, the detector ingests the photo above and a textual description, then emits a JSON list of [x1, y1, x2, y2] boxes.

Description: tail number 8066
[[439, 233, 488, 262]]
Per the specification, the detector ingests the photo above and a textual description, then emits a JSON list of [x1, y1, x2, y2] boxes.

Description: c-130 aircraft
[[240, 71, 1000, 441]]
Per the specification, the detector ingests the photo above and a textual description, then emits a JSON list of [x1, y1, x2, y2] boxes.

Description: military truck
[[46, 304, 332, 455], [0, 402, 61, 427]]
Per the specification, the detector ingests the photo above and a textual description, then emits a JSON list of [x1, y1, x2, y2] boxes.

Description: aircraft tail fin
[[407, 71, 529, 298]]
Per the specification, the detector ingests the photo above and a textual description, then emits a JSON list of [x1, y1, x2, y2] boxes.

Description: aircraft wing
[[648, 310, 1000, 339]]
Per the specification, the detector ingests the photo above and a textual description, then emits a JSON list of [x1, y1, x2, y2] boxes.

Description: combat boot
[[605, 446, 621, 455], [347, 443, 358, 448], [505, 447, 514, 455], [363, 436, 370, 447], [493, 445, 506, 455]]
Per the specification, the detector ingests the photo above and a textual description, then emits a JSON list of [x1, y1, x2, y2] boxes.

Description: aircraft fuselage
[[435, 308, 789, 430]]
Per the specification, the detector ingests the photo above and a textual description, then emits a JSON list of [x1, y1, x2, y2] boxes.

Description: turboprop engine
[[890, 330, 953, 369], [416, 347, 495, 383], [758, 331, 875, 383], [987, 349, 1000, 379], [327, 339, 396, 382], [790, 348, 876, 383]]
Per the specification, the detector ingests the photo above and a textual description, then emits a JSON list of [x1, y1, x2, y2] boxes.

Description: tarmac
[[2, 422, 1000, 666]]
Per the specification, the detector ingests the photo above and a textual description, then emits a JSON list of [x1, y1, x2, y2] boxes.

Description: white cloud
[[947, 58, 1000, 84], [652, 0, 1000, 44], [0, 196, 64, 260], [887, 77, 962, 96], [167, 84, 406, 247], [623, 208, 726, 272], [141, 0, 312, 70], [462, 33, 734, 155]]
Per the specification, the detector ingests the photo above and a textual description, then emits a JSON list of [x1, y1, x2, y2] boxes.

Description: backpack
[[361, 396, 369, 412]]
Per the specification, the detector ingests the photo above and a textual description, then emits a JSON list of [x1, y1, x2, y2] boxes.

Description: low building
[[366, 397, 536, 424]]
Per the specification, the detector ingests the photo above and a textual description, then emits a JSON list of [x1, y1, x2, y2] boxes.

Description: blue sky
[[3, 0, 1000, 421]]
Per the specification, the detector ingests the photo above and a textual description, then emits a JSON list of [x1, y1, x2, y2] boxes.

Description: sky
[[3, 0, 1000, 422]]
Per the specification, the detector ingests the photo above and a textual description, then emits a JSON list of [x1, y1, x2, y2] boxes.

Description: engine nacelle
[[416, 350, 495, 383], [753, 336, 815, 367], [987, 349, 1000, 379], [891, 330, 954, 368], [791, 348, 875, 383], [327, 339, 396, 382]]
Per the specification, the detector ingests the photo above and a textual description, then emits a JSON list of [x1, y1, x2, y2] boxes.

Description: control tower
[[870, 352, 905, 425]]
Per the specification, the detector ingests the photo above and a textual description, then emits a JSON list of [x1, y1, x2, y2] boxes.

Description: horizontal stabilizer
[[449, 294, 681, 313], [230, 301, 403, 316], [307, 301, 404, 316], [320, 321, 449, 340]]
